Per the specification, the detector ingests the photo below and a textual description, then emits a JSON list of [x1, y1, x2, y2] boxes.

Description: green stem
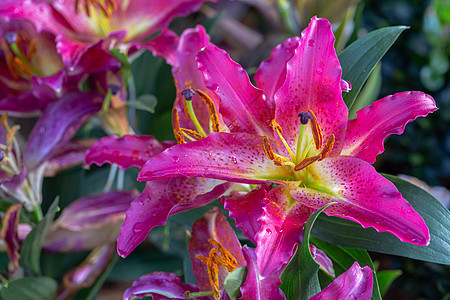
[[31, 205, 43, 223], [277, 0, 297, 34], [185, 100, 207, 136], [186, 291, 214, 298]]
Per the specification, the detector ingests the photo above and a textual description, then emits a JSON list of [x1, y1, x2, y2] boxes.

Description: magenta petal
[[23, 92, 102, 170], [59, 244, 115, 297], [0, 203, 22, 274], [85, 135, 165, 170], [123, 272, 198, 300], [240, 246, 286, 300], [188, 207, 246, 292], [223, 185, 269, 243], [289, 156, 430, 246], [137, 28, 179, 66], [254, 36, 300, 101], [117, 178, 230, 257], [274, 17, 348, 153], [45, 138, 96, 177], [196, 45, 273, 135], [255, 185, 314, 276], [172, 25, 223, 132], [310, 262, 373, 300], [342, 91, 438, 163], [310, 245, 335, 277], [138, 132, 292, 184], [43, 191, 135, 252], [69, 41, 121, 76]]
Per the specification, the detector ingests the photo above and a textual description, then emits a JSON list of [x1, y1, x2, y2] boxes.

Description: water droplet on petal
[[308, 39, 315, 46], [316, 67, 323, 75], [231, 157, 237, 164], [133, 222, 145, 233], [266, 228, 272, 235], [171, 155, 179, 163], [138, 198, 145, 206]]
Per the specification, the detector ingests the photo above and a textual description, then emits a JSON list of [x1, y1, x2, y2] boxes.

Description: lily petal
[[240, 246, 286, 300], [223, 185, 269, 243], [196, 45, 273, 135], [123, 272, 198, 300], [43, 191, 135, 252], [289, 156, 430, 246], [310, 245, 335, 277], [137, 28, 179, 66], [45, 138, 96, 177], [23, 92, 102, 170], [188, 207, 246, 293], [255, 185, 314, 276], [310, 262, 373, 300], [254, 36, 300, 101], [138, 132, 292, 184], [172, 25, 221, 132], [84, 135, 167, 170], [0, 203, 22, 275], [117, 178, 230, 258], [274, 17, 348, 154], [341, 91, 438, 163]]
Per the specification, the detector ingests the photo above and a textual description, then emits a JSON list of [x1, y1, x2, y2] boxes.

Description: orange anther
[[271, 119, 283, 134], [208, 239, 237, 272], [319, 134, 335, 161], [181, 128, 207, 140], [294, 155, 321, 171], [262, 136, 275, 160], [196, 90, 220, 132], [172, 108, 185, 144], [308, 110, 323, 150]]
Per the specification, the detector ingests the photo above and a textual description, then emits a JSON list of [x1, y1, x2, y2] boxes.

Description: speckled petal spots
[[84, 135, 168, 170], [188, 207, 246, 293], [341, 91, 438, 164], [138, 132, 292, 184], [274, 17, 348, 155], [117, 178, 230, 258], [289, 156, 430, 246], [309, 262, 373, 300]]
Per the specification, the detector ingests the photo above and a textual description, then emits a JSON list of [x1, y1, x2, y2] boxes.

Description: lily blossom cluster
[[84, 16, 437, 299]]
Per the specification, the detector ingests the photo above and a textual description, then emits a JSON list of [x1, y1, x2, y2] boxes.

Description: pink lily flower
[[138, 16, 437, 271], [0, 0, 215, 66]]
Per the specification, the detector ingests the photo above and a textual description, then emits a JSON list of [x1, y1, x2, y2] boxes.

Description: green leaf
[[0, 277, 57, 300], [348, 62, 382, 119], [377, 270, 402, 297], [224, 266, 247, 300], [339, 26, 408, 110], [19, 198, 59, 274], [127, 94, 158, 113], [281, 202, 335, 300], [312, 175, 450, 265], [311, 237, 382, 300]]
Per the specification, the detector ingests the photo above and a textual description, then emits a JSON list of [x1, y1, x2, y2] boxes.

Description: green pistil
[[296, 123, 307, 163], [0, 163, 15, 176], [185, 100, 207, 136], [9, 42, 41, 76], [31, 205, 43, 223], [102, 89, 113, 114]]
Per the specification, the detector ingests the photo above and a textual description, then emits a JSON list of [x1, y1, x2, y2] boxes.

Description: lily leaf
[[281, 202, 335, 300], [311, 237, 382, 300], [19, 198, 59, 274], [224, 266, 247, 300], [0, 277, 57, 300], [312, 175, 450, 265], [339, 26, 408, 110], [377, 270, 402, 297]]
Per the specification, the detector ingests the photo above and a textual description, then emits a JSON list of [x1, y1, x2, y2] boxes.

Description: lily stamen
[[195, 90, 220, 133], [182, 88, 207, 136], [271, 120, 296, 162], [308, 110, 323, 149], [172, 107, 186, 144], [181, 128, 207, 141]]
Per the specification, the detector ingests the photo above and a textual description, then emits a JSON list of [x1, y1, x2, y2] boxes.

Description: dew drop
[[138, 198, 145, 206], [266, 228, 272, 235], [171, 155, 179, 163], [231, 157, 237, 164], [131, 149, 140, 160], [316, 67, 323, 75], [308, 39, 315, 46], [133, 222, 145, 233]]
